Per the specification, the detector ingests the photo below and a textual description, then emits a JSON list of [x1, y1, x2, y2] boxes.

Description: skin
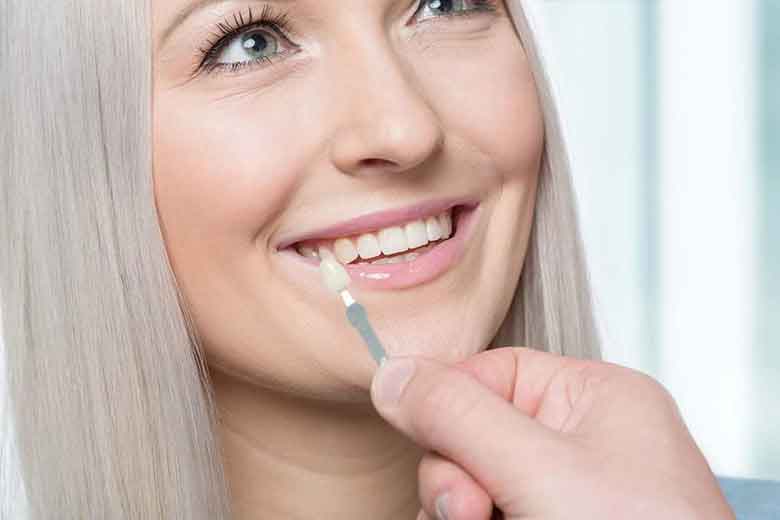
[[152, 1, 542, 518], [371, 349, 736, 520]]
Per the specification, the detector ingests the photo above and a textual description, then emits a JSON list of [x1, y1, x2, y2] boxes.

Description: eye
[[196, 1, 499, 77], [415, 0, 496, 22], [216, 28, 286, 68], [194, 5, 298, 76]]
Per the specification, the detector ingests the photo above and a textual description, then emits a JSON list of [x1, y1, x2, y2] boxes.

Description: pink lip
[[274, 195, 481, 251], [277, 202, 482, 290]]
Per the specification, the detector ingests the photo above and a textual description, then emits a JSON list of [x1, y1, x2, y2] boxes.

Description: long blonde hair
[[0, 0, 600, 517]]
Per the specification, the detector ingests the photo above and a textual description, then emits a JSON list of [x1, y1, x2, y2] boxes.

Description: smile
[[295, 206, 457, 265], [277, 202, 482, 291]]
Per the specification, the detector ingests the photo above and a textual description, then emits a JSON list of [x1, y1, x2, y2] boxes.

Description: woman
[[0, 0, 769, 518]]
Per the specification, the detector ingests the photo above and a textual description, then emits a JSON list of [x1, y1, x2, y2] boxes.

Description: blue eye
[[195, 0, 499, 77], [216, 28, 283, 68], [417, 0, 491, 22]]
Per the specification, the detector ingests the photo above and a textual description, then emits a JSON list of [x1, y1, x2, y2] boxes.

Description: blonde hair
[[0, 0, 601, 517]]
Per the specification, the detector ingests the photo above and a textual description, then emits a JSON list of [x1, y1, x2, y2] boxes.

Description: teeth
[[378, 226, 407, 255], [317, 246, 337, 262], [439, 212, 452, 239], [404, 220, 429, 249], [425, 216, 442, 241], [368, 255, 405, 265], [295, 208, 455, 264], [355, 233, 382, 259], [333, 238, 359, 264], [298, 245, 318, 258], [366, 248, 425, 265]]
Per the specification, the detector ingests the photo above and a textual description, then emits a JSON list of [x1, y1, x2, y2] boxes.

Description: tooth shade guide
[[318, 253, 351, 293], [339, 289, 355, 306]]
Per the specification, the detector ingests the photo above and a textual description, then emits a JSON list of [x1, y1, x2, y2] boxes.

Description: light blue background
[[536, 0, 778, 480]]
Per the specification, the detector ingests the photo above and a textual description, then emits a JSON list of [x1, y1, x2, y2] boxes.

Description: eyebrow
[[159, 0, 222, 47], [159, 0, 292, 47]]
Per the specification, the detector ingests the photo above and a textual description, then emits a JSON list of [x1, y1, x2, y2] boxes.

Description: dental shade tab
[[318, 248, 387, 365]]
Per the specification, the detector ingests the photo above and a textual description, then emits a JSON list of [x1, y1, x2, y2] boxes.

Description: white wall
[[535, 0, 775, 479]]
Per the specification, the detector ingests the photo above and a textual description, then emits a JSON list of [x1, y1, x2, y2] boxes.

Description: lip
[[274, 195, 481, 251], [277, 202, 482, 290]]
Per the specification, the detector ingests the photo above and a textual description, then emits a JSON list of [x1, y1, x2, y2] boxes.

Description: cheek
[[487, 58, 545, 179], [152, 92, 306, 253], [418, 27, 545, 180], [151, 91, 313, 356]]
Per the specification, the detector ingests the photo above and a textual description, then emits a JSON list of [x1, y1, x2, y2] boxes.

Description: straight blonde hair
[[0, 0, 601, 517]]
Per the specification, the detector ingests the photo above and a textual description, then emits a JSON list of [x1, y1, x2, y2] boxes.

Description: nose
[[327, 32, 445, 177]]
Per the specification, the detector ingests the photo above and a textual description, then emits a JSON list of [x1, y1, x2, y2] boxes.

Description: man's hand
[[370, 347, 735, 520]]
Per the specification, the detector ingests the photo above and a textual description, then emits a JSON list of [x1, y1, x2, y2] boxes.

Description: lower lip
[[278, 203, 481, 290]]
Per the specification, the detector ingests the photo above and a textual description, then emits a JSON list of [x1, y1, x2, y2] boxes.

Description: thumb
[[370, 354, 568, 506]]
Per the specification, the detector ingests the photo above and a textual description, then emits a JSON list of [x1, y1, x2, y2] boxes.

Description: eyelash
[[193, 1, 499, 77]]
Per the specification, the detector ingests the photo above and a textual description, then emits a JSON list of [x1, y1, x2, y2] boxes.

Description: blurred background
[[533, 0, 778, 480]]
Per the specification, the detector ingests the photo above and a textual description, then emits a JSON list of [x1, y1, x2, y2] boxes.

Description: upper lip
[[275, 195, 480, 250]]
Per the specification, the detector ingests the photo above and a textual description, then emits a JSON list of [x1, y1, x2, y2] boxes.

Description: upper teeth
[[295, 209, 454, 264]]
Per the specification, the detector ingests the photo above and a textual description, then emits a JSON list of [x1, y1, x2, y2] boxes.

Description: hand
[[369, 347, 735, 520]]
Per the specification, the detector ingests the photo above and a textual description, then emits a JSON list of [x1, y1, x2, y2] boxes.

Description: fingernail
[[373, 357, 416, 407], [435, 493, 450, 520]]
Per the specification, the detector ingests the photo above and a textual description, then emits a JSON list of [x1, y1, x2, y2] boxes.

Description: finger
[[453, 346, 589, 412], [454, 346, 622, 431], [370, 354, 570, 506], [418, 451, 493, 520]]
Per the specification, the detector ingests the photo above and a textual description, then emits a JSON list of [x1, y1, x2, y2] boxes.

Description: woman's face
[[152, 0, 543, 400]]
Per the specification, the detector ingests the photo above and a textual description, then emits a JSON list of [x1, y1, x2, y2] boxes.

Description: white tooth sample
[[404, 220, 429, 249], [425, 216, 442, 241], [403, 251, 421, 261], [439, 211, 452, 239], [297, 245, 318, 258], [319, 255, 351, 293], [333, 238, 358, 264], [378, 226, 407, 255], [356, 233, 382, 259], [318, 245, 336, 262]]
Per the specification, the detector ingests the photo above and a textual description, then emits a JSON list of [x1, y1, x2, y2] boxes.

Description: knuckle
[[614, 367, 685, 420], [639, 374, 684, 416], [555, 360, 611, 405]]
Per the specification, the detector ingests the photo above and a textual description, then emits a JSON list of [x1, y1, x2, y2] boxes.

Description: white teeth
[[404, 220, 429, 249], [356, 233, 382, 259], [378, 226, 407, 255], [368, 249, 422, 265], [298, 245, 318, 258], [425, 216, 442, 241], [439, 212, 452, 239], [368, 255, 405, 265], [294, 207, 457, 264], [333, 238, 359, 264], [317, 246, 336, 262]]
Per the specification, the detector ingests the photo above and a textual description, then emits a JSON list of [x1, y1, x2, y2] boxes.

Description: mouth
[[276, 201, 482, 291]]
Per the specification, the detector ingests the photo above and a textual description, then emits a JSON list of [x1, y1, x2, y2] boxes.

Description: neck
[[210, 368, 424, 520]]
